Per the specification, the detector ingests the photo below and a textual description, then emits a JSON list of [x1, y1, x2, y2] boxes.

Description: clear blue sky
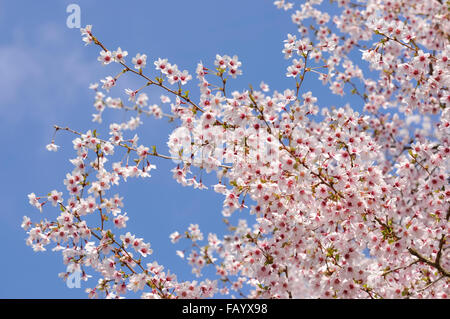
[[0, 0, 359, 298]]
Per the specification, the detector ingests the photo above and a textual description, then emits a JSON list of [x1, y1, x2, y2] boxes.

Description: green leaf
[[264, 255, 274, 265], [281, 241, 291, 248]]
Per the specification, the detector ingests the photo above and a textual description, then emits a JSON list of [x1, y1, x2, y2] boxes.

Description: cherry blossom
[[132, 53, 147, 70], [97, 50, 113, 65], [46, 142, 59, 152], [113, 47, 128, 63], [23, 0, 449, 299]]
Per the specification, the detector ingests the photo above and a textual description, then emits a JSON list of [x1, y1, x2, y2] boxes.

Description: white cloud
[[0, 45, 43, 104], [0, 23, 100, 123]]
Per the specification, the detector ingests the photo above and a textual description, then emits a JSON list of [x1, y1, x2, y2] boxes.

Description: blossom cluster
[[24, 0, 449, 299]]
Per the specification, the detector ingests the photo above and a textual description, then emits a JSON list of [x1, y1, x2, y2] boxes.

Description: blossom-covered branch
[[24, 0, 449, 299]]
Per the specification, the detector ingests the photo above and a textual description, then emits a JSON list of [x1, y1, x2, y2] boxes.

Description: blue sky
[[0, 0, 361, 298]]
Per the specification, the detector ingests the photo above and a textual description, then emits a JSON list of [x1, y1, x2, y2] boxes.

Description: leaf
[[281, 241, 291, 248], [265, 255, 274, 265]]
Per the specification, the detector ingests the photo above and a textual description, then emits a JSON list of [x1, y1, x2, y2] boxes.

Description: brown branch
[[408, 246, 449, 278], [53, 124, 231, 169], [91, 34, 205, 116]]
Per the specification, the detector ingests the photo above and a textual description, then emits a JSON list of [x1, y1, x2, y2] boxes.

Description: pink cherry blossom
[[23, 2, 450, 299], [132, 53, 147, 69]]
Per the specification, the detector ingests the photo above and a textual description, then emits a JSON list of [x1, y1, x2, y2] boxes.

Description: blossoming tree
[[23, 0, 449, 299]]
